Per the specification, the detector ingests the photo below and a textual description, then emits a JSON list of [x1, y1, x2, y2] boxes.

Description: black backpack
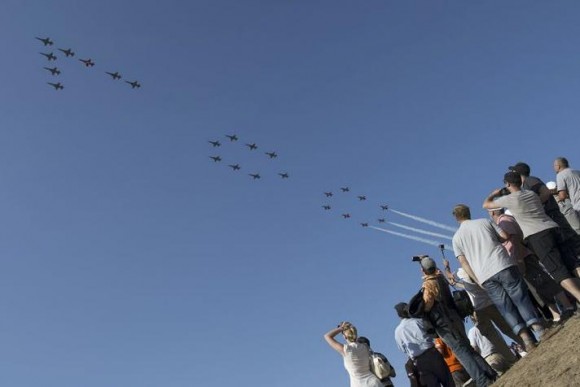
[[452, 289, 474, 319], [407, 288, 426, 318]]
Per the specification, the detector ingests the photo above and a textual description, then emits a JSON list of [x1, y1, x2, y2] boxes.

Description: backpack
[[407, 288, 426, 318], [452, 289, 474, 319], [370, 352, 395, 381]]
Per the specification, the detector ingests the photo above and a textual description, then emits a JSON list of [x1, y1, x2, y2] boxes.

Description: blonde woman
[[324, 322, 383, 387]]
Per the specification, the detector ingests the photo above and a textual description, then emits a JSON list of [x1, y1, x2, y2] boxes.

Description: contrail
[[370, 226, 453, 251], [388, 222, 453, 241], [389, 209, 457, 233]]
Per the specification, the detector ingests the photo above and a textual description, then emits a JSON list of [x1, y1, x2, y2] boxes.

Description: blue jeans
[[482, 266, 541, 335]]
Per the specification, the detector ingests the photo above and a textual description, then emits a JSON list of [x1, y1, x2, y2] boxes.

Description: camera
[[499, 187, 510, 196], [412, 255, 424, 262]]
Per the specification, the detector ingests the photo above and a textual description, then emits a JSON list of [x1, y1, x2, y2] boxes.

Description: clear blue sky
[[1, 1, 580, 386]]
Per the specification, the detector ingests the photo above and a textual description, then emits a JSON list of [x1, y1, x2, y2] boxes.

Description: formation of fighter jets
[[207, 134, 290, 181], [35, 36, 141, 91], [322, 186, 391, 227]]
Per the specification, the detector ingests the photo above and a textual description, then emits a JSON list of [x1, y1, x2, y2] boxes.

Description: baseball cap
[[508, 162, 530, 176], [420, 256, 437, 272]]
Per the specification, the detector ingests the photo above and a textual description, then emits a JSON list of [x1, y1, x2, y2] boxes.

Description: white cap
[[456, 268, 474, 283], [546, 181, 557, 190], [504, 209, 513, 216]]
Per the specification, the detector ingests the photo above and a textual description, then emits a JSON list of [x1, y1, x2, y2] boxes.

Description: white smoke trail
[[370, 226, 453, 251], [388, 222, 453, 241], [389, 209, 457, 233]]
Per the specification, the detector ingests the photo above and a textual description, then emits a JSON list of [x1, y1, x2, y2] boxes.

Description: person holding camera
[[417, 256, 496, 386], [324, 322, 383, 387], [484, 171, 580, 305]]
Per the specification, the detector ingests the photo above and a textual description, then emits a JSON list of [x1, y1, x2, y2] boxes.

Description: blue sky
[[1, 1, 580, 386]]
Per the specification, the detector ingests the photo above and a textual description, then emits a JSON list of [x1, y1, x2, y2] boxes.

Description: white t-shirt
[[493, 191, 558, 238], [469, 326, 496, 358], [343, 342, 383, 387], [452, 219, 514, 284], [557, 168, 580, 211]]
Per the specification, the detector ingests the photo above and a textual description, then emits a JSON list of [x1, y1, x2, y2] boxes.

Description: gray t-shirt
[[557, 168, 580, 211], [494, 191, 558, 238], [452, 219, 514, 284]]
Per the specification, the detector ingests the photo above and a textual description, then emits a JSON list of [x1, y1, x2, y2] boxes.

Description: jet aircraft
[[36, 37, 54, 46], [249, 173, 261, 180], [209, 156, 222, 162], [341, 187, 350, 192], [361, 223, 369, 227], [58, 48, 75, 57], [265, 151, 278, 159], [40, 52, 57, 61], [342, 213, 351, 219], [378, 218, 386, 223], [47, 82, 64, 90], [324, 192, 333, 197], [43, 66, 61, 76], [208, 140, 221, 147], [245, 143, 258, 150], [380, 205, 389, 211], [229, 164, 241, 171], [322, 205, 331, 210], [278, 172, 289, 179], [106, 71, 122, 80], [126, 80, 141, 89], [225, 134, 238, 141], [357, 195, 367, 201], [79, 58, 95, 67]]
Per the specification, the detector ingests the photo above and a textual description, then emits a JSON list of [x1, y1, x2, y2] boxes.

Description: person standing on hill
[[451, 204, 543, 351]]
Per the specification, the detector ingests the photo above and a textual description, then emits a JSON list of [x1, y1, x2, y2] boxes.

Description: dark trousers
[[414, 347, 454, 387], [431, 308, 496, 387], [526, 228, 573, 283]]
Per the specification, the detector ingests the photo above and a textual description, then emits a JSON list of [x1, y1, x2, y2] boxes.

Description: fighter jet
[[278, 172, 289, 179], [324, 192, 333, 197], [106, 71, 122, 80], [79, 58, 95, 67], [40, 52, 57, 61], [245, 143, 258, 150], [208, 140, 221, 147], [209, 156, 222, 162], [265, 151, 278, 159], [322, 205, 331, 210], [380, 205, 389, 211], [58, 48, 75, 57], [225, 134, 238, 142], [361, 223, 369, 227], [342, 213, 351, 219], [126, 80, 141, 89], [249, 173, 261, 180], [43, 66, 61, 76], [36, 37, 54, 46], [47, 82, 64, 90], [229, 164, 241, 171], [357, 195, 367, 201], [378, 218, 386, 223], [341, 187, 350, 192]]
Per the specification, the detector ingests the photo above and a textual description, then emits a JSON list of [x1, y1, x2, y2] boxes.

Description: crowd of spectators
[[325, 158, 580, 387]]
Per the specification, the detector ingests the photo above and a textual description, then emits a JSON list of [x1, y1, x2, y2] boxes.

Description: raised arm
[[324, 324, 346, 356], [483, 188, 503, 210]]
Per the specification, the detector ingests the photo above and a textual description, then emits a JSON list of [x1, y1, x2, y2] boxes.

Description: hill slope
[[492, 316, 580, 386]]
